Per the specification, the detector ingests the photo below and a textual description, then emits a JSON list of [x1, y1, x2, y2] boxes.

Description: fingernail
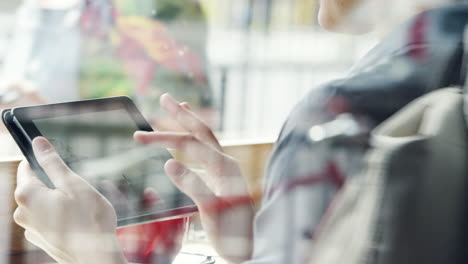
[[32, 137, 51, 153], [174, 164, 186, 177], [161, 93, 179, 112], [180, 102, 191, 110], [134, 131, 151, 136], [165, 159, 186, 178]]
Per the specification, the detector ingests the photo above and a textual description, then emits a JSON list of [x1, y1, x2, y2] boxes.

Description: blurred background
[[0, 1, 381, 263], [0, 0, 376, 140]]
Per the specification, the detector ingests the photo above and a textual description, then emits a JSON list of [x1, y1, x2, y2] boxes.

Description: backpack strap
[[463, 24, 468, 90], [463, 23, 468, 123]]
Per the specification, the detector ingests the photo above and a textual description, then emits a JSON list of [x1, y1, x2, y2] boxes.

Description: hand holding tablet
[[3, 96, 197, 226], [4, 94, 256, 263], [134, 94, 256, 262], [14, 137, 127, 264]]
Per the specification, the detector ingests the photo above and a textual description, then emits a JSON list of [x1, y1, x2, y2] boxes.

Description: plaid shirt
[[246, 5, 468, 264]]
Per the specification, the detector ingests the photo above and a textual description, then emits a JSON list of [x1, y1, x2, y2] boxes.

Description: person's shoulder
[[278, 4, 468, 142], [277, 81, 345, 142]]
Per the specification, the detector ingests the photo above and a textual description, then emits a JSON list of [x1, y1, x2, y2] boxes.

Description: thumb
[[164, 159, 214, 206], [32, 137, 74, 189]]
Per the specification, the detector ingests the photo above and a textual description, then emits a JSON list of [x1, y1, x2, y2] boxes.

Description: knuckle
[[39, 156, 59, 171], [77, 184, 104, 201], [223, 155, 237, 164], [37, 150, 55, 164], [179, 171, 195, 187], [178, 135, 197, 149], [193, 130, 208, 141], [24, 230, 37, 245], [39, 151, 68, 171], [90, 190, 106, 202], [13, 208, 26, 226], [224, 155, 240, 170], [14, 186, 32, 206], [212, 151, 228, 163], [193, 122, 207, 133], [175, 107, 185, 119], [186, 134, 197, 143], [23, 230, 31, 240], [17, 160, 30, 172]]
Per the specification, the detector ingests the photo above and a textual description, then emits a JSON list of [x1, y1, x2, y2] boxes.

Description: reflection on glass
[[33, 109, 193, 221]]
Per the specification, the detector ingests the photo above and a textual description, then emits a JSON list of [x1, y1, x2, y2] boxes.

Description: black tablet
[[2, 96, 197, 227]]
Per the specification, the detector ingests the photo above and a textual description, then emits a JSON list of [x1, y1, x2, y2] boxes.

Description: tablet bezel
[[9, 96, 198, 226], [12, 97, 152, 137], [3, 109, 55, 188]]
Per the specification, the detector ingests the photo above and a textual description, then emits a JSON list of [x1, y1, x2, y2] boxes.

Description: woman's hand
[[134, 94, 255, 263], [14, 137, 127, 264]]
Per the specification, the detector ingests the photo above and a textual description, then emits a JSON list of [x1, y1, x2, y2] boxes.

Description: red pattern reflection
[[116, 217, 189, 263]]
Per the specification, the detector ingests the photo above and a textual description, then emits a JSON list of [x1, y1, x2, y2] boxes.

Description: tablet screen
[[32, 108, 195, 222]]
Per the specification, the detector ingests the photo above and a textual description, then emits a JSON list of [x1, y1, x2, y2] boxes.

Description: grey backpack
[[308, 28, 468, 264]]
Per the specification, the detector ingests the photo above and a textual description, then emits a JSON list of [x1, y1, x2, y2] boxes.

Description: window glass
[[2, 1, 464, 264], [0, 0, 375, 139]]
